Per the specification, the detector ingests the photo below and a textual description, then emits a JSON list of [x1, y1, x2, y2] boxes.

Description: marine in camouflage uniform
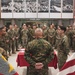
[[1, 26, 10, 55], [2, 30, 9, 55], [42, 25, 48, 41], [54, 28, 61, 49], [31, 24, 37, 40], [57, 26, 69, 70], [5, 32, 10, 56], [47, 25, 56, 46], [7, 25, 15, 54], [65, 26, 70, 48], [14, 24, 19, 51], [21, 25, 28, 48], [0, 25, 8, 60], [24, 28, 54, 75], [68, 26, 73, 49], [27, 25, 33, 42]]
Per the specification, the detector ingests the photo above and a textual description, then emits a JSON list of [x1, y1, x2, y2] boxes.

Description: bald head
[[35, 28, 43, 38]]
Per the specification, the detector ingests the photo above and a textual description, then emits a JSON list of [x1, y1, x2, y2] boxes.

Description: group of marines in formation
[[0, 23, 75, 69]]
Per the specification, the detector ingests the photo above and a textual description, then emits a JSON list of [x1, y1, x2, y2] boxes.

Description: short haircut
[[35, 28, 43, 33], [59, 26, 66, 32]]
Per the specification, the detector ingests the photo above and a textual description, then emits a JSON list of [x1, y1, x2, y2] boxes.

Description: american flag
[[57, 53, 75, 75]]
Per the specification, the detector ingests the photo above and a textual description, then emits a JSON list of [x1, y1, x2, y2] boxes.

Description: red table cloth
[[16, 51, 57, 69]]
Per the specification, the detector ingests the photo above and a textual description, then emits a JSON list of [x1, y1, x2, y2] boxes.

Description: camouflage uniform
[[68, 29, 73, 49], [14, 28, 19, 51], [57, 35, 69, 69], [3, 32, 9, 54], [43, 28, 48, 41], [54, 33, 61, 49], [7, 29, 15, 54], [31, 28, 36, 40], [21, 29, 28, 48], [47, 28, 55, 46], [27, 27, 33, 42], [24, 38, 54, 75], [0, 36, 8, 60], [0, 26, 8, 60], [65, 29, 70, 48]]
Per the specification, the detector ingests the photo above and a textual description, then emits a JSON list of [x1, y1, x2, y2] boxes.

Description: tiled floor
[[8, 51, 59, 75]]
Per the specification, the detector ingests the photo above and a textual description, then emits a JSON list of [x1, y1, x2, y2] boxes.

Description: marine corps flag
[[57, 53, 75, 75]]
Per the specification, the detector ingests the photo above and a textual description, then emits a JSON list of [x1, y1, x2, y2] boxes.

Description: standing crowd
[[0, 23, 75, 75], [0, 24, 19, 75]]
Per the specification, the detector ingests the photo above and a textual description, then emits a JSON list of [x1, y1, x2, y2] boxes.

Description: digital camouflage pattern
[[47, 28, 55, 46], [43, 28, 48, 41], [14, 28, 19, 51], [57, 35, 69, 69], [27, 27, 33, 42], [24, 38, 54, 75], [55, 33, 61, 49], [68, 29, 73, 49], [21, 29, 28, 48], [7, 29, 15, 53], [0, 35, 8, 60]]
